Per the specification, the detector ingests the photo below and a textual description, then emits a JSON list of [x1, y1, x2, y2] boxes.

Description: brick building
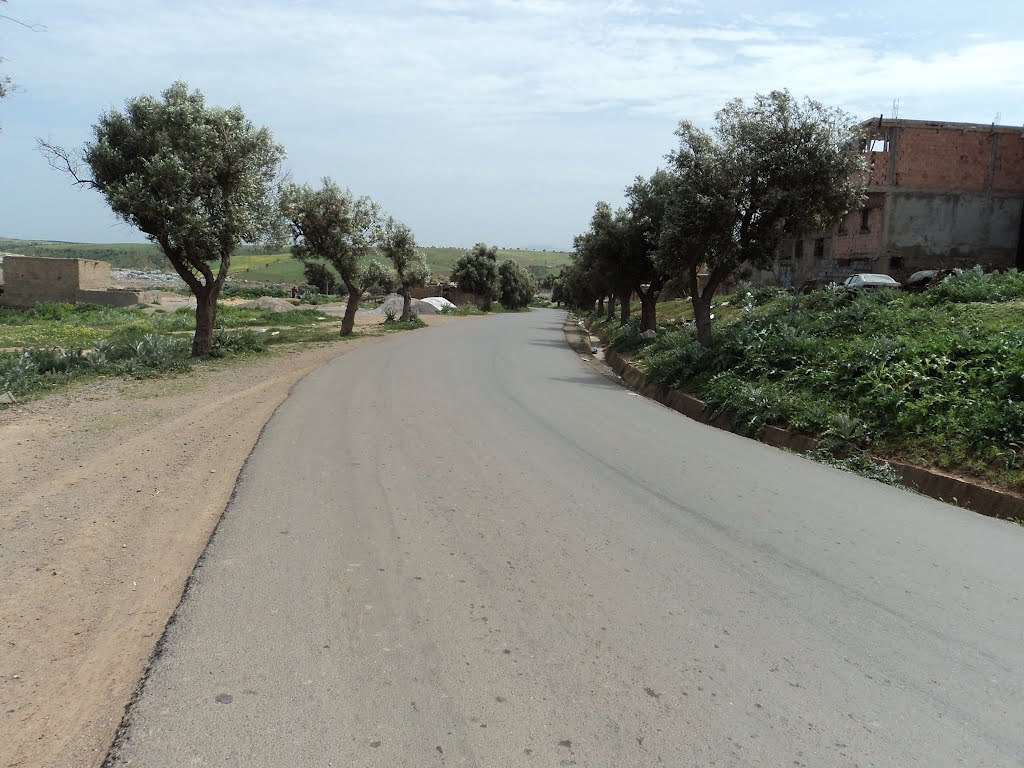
[[771, 118, 1024, 289]]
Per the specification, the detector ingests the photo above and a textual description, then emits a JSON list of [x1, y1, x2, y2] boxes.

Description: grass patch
[[596, 269, 1024, 491]]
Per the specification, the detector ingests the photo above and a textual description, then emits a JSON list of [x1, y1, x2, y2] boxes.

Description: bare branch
[[0, 13, 45, 32], [36, 138, 96, 186]]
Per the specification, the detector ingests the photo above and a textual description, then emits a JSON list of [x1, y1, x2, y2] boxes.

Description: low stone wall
[[570, 316, 1024, 521], [76, 289, 161, 307]]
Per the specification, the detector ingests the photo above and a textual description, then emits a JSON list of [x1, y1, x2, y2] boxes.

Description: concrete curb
[[565, 315, 1024, 522]]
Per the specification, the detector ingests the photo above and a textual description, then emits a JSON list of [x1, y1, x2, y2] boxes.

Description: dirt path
[[0, 319, 459, 768]]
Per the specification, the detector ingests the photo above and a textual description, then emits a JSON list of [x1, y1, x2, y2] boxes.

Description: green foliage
[[220, 284, 290, 300], [0, 333, 193, 399], [451, 243, 500, 310], [497, 259, 536, 310], [302, 262, 338, 295], [916, 267, 1024, 304], [805, 450, 910, 489], [281, 178, 380, 291], [378, 217, 430, 296], [41, 82, 285, 357], [78, 82, 285, 275], [612, 281, 1024, 488], [656, 90, 865, 343]]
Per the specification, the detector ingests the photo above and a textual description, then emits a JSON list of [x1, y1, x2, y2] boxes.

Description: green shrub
[[611, 280, 1024, 487]]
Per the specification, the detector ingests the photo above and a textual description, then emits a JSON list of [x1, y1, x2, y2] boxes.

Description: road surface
[[108, 309, 1024, 767]]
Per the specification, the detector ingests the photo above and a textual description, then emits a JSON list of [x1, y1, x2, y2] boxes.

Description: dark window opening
[[838, 216, 848, 235], [794, 240, 804, 261], [814, 238, 825, 260], [889, 256, 904, 270], [860, 208, 871, 232]]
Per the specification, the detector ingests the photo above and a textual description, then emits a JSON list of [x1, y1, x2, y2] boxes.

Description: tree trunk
[[606, 293, 616, 322], [191, 285, 218, 357], [596, 296, 604, 315], [400, 286, 412, 322], [639, 291, 657, 332], [691, 295, 712, 346], [618, 288, 631, 326], [637, 278, 663, 333], [341, 281, 360, 335]]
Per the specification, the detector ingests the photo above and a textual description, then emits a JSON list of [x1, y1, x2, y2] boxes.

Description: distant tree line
[[552, 90, 866, 345]]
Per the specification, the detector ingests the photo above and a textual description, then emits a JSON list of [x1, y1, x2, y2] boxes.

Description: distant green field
[[0, 238, 572, 285]]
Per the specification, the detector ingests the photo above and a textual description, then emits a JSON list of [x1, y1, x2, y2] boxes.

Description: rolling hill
[[0, 238, 572, 285]]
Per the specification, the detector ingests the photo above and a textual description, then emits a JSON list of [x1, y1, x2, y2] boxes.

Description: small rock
[[640, 330, 657, 339]]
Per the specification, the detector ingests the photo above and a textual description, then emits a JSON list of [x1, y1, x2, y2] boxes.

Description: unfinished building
[[0, 256, 158, 308], [772, 118, 1024, 289]]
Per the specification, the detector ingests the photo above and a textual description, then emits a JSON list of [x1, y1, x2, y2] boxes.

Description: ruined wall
[[0, 256, 152, 307], [0, 256, 106, 304], [77, 259, 111, 291]]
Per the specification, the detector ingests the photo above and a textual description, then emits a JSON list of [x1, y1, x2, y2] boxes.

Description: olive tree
[[622, 170, 673, 332], [379, 217, 430, 321], [450, 243, 499, 310], [659, 90, 865, 345], [39, 82, 285, 356], [281, 178, 387, 335], [497, 259, 535, 310], [573, 202, 626, 321]]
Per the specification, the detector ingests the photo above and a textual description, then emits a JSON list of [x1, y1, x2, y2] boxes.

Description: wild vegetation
[[0, 298, 432, 401], [590, 269, 1024, 490]]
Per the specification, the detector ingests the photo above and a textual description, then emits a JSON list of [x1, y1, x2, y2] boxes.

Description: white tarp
[[420, 296, 457, 311]]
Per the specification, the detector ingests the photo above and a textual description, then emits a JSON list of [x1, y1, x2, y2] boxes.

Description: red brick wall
[[992, 134, 1024, 193], [886, 125, 1024, 193]]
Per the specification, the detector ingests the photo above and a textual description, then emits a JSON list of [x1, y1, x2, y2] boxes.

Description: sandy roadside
[[0, 316, 460, 768]]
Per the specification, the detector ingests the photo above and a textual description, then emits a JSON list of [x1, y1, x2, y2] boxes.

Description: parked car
[[902, 269, 953, 292], [842, 273, 901, 291]]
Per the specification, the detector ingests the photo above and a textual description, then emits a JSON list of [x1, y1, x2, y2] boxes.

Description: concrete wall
[[0, 256, 108, 303], [885, 193, 1022, 269], [0, 255, 153, 308], [77, 259, 111, 291]]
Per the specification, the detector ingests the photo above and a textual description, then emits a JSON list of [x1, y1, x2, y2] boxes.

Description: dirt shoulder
[[0, 317, 460, 768]]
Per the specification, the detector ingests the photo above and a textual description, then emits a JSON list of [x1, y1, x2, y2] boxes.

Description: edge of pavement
[[563, 314, 1024, 522], [95, 322, 454, 766]]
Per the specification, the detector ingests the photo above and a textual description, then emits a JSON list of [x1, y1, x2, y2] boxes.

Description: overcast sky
[[1, 0, 1022, 250]]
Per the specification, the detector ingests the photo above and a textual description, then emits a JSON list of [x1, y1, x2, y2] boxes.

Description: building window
[[814, 238, 825, 260], [860, 208, 871, 233], [890, 256, 904, 271], [838, 216, 848, 235], [794, 240, 804, 261]]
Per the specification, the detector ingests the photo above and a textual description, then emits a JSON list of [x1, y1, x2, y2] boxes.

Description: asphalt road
[[108, 309, 1024, 767]]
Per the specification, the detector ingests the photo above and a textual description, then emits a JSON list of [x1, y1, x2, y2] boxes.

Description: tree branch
[[0, 10, 46, 32], [36, 139, 95, 186]]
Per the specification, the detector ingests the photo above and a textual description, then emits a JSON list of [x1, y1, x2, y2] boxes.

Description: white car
[[842, 273, 901, 291]]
